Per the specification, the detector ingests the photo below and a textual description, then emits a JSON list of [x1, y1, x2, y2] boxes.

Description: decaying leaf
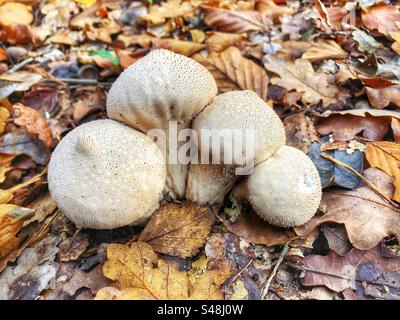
[[201, 6, 265, 33], [264, 55, 339, 106], [295, 168, 400, 250], [206, 32, 246, 53], [95, 242, 232, 300], [0, 3, 33, 26], [366, 86, 400, 109], [365, 141, 400, 202], [301, 246, 400, 297], [361, 3, 400, 37], [196, 47, 268, 99], [138, 202, 215, 258]]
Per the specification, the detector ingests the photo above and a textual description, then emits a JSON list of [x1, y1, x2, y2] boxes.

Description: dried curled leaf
[[196, 47, 268, 99], [138, 202, 215, 258], [361, 3, 400, 37], [366, 86, 400, 109], [365, 141, 400, 202], [201, 6, 265, 33], [96, 243, 231, 300], [264, 55, 338, 106], [0, 204, 35, 260]]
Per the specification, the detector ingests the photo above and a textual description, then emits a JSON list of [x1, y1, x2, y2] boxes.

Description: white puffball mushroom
[[48, 119, 166, 230], [247, 146, 322, 227], [186, 90, 286, 205], [106, 49, 218, 200]]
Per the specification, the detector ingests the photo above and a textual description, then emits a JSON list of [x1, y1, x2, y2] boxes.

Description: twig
[[321, 153, 400, 209], [261, 242, 290, 300], [225, 259, 254, 288], [8, 57, 35, 73]]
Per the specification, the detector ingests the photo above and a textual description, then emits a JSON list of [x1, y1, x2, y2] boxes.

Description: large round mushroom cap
[[48, 119, 166, 229], [192, 90, 286, 166], [106, 49, 218, 132], [247, 146, 321, 227]]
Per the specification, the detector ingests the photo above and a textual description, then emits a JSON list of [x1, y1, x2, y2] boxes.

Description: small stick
[[261, 242, 290, 300], [225, 259, 254, 288], [321, 153, 400, 209], [8, 57, 35, 73]]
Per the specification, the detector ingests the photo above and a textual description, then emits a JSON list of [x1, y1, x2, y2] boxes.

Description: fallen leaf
[[264, 55, 339, 106], [0, 24, 37, 46], [361, 3, 400, 37], [222, 210, 296, 247], [301, 246, 400, 297], [0, 234, 61, 300], [321, 225, 352, 256], [0, 3, 33, 26], [201, 6, 265, 33], [206, 32, 246, 53], [0, 204, 35, 260], [138, 202, 215, 258], [0, 106, 9, 134], [142, 0, 193, 24], [13, 103, 52, 148], [391, 22, 400, 54], [255, 0, 295, 19], [96, 242, 231, 300], [316, 109, 400, 141], [365, 141, 400, 202], [366, 86, 400, 109], [352, 29, 383, 53], [0, 71, 42, 101], [295, 168, 400, 250], [196, 47, 268, 99], [152, 38, 205, 56], [302, 40, 346, 62]]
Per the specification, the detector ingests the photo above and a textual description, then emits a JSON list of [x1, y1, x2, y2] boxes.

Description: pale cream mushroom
[[106, 49, 218, 200], [48, 119, 166, 229], [246, 146, 322, 227], [186, 90, 286, 205]]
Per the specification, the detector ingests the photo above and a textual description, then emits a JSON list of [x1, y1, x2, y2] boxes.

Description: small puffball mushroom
[[186, 90, 286, 205], [48, 119, 166, 229], [247, 146, 322, 227], [106, 49, 218, 200]]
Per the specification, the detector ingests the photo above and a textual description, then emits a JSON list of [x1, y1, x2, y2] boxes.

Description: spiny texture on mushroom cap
[[48, 119, 166, 230], [247, 146, 322, 227], [106, 49, 217, 200], [106, 49, 218, 132], [192, 90, 286, 166]]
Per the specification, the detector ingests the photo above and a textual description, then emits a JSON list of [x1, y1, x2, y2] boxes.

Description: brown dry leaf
[[201, 6, 265, 33], [13, 103, 52, 148], [0, 204, 35, 260], [365, 141, 400, 202], [264, 55, 338, 106], [366, 86, 400, 109], [95, 242, 231, 300], [316, 109, 400, 141], [301, 246, 400, 294], [222, 210, 296, 247], [138, 202, 215, 258], [361, 3, 400, 37], [0, 106, 9, 134], [206, 32, 246, 53], [196, 46, 268, 99], [152, 38, 205, 56], [255, 0, 295, 19], [302, 41, 346, 62], [142, 0, 194, 24], [295, 168, 400, 250], [0, 3, 33, 26], [391, 22, 400, 54]]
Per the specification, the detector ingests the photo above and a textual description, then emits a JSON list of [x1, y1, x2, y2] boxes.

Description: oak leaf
[[95, 243, 231, 300], [295, 168, 400, 250], [195, 47, 268, 99], [301, 246, 400, 295], [206, 32, 246, 53], [138, 202, 215, 258], [366, 86, 400, 109], [365, 141, 400, 202], [201, 6, 265, 33], [142, 0, 194, 24], [264, 55, 338, 106]]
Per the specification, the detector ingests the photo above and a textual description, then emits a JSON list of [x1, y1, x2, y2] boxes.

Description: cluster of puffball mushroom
[[48, 49, 322, 230]]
